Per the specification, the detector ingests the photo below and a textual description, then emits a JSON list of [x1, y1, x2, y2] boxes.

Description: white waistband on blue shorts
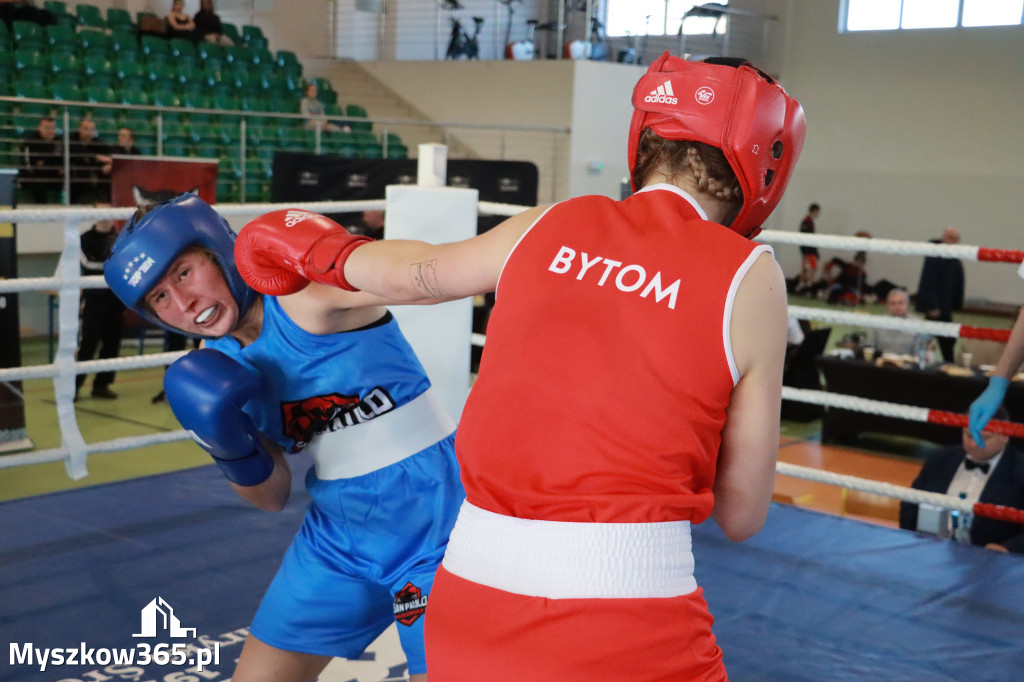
[[307, 387, 455, 480], [442, 501, 697, 599]]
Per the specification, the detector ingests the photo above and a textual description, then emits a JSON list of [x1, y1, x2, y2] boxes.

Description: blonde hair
[[633, 128, 743, 210]]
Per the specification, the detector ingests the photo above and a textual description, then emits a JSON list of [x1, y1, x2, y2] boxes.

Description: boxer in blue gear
[[104, 194, 463, 682]]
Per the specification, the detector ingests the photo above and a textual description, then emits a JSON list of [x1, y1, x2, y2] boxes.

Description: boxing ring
[[2, 195, 1024, 681]]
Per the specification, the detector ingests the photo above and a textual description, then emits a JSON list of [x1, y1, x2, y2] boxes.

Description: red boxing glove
[[235, 209, 374, 295]]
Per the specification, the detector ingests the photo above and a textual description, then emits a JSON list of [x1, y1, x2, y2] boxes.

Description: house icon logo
[[132, 597, 198, 638]]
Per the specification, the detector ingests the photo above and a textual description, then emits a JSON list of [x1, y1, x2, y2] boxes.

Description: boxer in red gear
[[244, 53, 805, 681]]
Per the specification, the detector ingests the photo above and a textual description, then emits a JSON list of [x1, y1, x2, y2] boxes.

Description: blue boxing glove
[[968, 376, 1010, 448], [164, 348, 275, 486]]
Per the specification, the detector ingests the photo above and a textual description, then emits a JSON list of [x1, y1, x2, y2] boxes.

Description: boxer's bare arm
[[713, 252, 787, 542], [344, 205, 550, 301]]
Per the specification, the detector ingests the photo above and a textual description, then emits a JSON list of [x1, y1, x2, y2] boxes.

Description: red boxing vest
[[455, 184, 771, 524]]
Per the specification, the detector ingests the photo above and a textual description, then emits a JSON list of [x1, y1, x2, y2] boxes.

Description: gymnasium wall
[[764, 0, 1024, 305]]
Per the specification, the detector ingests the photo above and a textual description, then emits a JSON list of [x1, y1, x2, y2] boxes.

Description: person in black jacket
[[899, 407, 1024, 554], [69, 118, 112, 204], [915, 226, 964, 362], [75, 203, 125, 400], [21, 117, 63, 204]]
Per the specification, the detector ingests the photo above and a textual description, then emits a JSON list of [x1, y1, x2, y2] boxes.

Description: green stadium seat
[[115, 58, 146, 82], [120, 90, 153, 127], [82, 53, 112, 78], [12, 20, 46, 47], [106, 8, 134, 29], [358, 142, 384, 159], [86, 72, 116, 90], [76, 4, 107, 30], [196, 42, 225, 62], [45, 22, 76, 48], [14, 46, 48, 72], [221, 23, 241, 44], [345, 104, 372, 132], [86, 86, 119, 106], [110, 26, 140, 54], [250, 48, 274, 66], [79, 29, 113, 54], [92, 115, 120, 137], [223, 45, 249, 64], [169, 38, 197, 59], [241, 25, 265, 42], [52, 68, 84, 89], [276, 50, 298, 68], [51, 82, 84, 102], [385, 144, 408, 159], [43, 1, 71, 20], [141, 35, 170, 57], [246, 36, 269, 51]]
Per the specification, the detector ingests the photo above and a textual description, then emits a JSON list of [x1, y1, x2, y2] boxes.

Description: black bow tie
[[964, 459, 990, 474]]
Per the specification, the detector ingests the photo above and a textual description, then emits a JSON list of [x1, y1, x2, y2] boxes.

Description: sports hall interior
[[3, 1, 1022, 525]]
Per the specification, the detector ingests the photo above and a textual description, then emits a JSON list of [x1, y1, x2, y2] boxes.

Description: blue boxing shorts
[[249, 433, 463, 675]]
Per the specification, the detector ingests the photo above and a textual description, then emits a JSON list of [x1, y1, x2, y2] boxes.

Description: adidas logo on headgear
[[644, 81, 678, 105], [284, 210, 315, 227]]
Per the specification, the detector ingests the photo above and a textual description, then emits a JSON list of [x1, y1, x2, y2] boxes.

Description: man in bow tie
[[899, 406, 1024, 554]]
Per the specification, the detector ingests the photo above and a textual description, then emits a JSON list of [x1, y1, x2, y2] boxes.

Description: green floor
[[1, 298, 1013, 503]]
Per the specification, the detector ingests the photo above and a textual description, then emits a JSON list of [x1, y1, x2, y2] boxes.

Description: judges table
[[817, 355, 1024, 445]]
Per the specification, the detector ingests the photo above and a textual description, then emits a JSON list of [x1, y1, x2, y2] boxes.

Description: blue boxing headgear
[[104, 194, 257, 338]]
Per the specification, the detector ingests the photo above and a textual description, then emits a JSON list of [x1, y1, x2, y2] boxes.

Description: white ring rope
[[781, 386, 930, 422], [758, 231, 993, 262], [788, 304, 963, 339], [775, 462, 974, 514], [2, 200, 1020, 522]]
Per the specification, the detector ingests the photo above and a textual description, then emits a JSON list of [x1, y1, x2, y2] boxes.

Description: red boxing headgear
[[628, 52, 806, 239]]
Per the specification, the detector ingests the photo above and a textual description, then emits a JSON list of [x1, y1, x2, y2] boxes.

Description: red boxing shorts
[[424, 502, 727, 681], [426, 567, 725, 681]]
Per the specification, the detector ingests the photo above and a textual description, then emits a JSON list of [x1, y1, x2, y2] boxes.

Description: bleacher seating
[[0, 13, 403, 205]]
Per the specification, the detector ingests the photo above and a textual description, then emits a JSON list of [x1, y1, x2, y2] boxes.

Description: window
[[842, 0, 1024, 31], [606, 1, 729, 37]]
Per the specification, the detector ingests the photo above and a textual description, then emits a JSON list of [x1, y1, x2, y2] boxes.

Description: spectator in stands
[[868, 288, 930, 357], [0, 0, 55, 30], [795, 203, 821, 295], [915, 226, 964, 363], [194, 0, 233, 45], [101, 127, 142, 175], [69, 118, 111, 204], [75, 202, 125, 401], [20, 116, 63, 204], [822, 251, 869, 305], [899, 406, 1024, 554], [166, 0, 196, 41], [300, 83, 350, 133]]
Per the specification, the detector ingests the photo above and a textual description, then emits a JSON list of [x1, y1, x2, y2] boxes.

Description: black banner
[[270, 154, 539, 234], [0, 168, 30, 453]]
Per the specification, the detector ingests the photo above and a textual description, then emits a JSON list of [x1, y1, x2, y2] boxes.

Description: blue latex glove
[[968, 376, 1010, 448]]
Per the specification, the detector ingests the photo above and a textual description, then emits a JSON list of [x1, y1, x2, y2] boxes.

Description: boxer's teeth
[[196, 306, 216, 324]]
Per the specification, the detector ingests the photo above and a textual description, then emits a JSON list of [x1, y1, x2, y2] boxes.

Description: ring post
[[384, 145, 475, 421]]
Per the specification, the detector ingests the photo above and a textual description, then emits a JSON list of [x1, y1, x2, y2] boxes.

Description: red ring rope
[[958, 325, 1012, 342], [976, 247, 1024, 263], [973, 502, 1024, 525]]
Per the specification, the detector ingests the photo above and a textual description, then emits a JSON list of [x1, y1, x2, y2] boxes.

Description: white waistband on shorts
[[308, 387, 456, 480], [442, 501, 697, 599]]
